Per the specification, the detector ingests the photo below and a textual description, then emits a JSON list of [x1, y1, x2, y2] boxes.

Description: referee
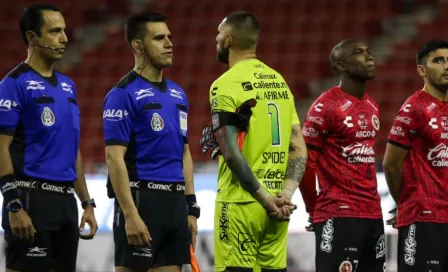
[[103, 13, 200, 272], [0, 4, 98, 272]]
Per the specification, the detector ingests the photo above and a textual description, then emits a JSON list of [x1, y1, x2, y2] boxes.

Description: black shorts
[[314, 217, 386, 272], [398, 222, 448, 272], [1, 180, 79, 272], [113, 181, 191, 271]]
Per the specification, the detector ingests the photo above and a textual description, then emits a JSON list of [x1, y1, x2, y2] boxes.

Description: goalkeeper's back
[[208, 59, 300, 203]]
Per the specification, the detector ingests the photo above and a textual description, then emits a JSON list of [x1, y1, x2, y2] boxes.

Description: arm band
[[0, 174, 20, 203], [186, 194, 201, 218], [212, 112, 249, 132]]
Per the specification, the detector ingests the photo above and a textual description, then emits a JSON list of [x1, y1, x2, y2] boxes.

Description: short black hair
[[20, 4, 61, 45], [416, 40, 448, 65], [223, 11, 260, 50], [125, 12, 167, 45]]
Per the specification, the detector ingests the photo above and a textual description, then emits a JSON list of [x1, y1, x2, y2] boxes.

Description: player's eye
[[433, 57, 445, 64]]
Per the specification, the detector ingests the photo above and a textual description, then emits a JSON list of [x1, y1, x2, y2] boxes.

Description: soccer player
[[383, 40, 448, 272], [299, 39, 385, 271], [0, 4, 98, 272], [200, 12, 307, 271], [103, 13, 199, 272]]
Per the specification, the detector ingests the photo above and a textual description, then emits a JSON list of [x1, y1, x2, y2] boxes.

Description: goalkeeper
[[200, 11, 308, 272]]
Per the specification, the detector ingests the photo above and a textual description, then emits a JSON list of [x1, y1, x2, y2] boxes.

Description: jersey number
[[268, 103, 281, 146]]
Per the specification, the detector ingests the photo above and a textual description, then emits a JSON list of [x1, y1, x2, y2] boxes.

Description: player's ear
[[225, 34, 232, 48], [417, 64, 426, 78], [131, 40, 144, 54], [26, 31, 37, 45], [335, 62, 346, 72]]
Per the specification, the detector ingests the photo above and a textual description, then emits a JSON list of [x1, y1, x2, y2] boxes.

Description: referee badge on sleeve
[[41, 107, 55, 126], [180, 111, 188, 136], [151, 113, 164, 131]]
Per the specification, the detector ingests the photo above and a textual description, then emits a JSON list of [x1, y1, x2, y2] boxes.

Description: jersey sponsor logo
[[343, 116, 353, 128], [441, 116, 448, 130], [355, 130, 376, 138], [41, 107, 55, 126], [372, 114, 380, 130], [211, 87, 218, 96], [427, 102, 436, 112], [255, 169, 286, 180], [135, 89, 154, 100], [404, 224, 417, 266], [320, 218, 334, 253], [390, 126, 405, 137], [256, 90, 290, 100], [314, 103, 323, 112], [151, 113, 164, 131], [342, 143, 375, 163], [357, 115, 368, 129], [26, 247, 47, 257], [262, 180, 283, 190], [170, 89, 183, 99], [238, 232, 256, 256], [253, 73, 277, 80], [0, 99, 16, 111], [339, 260, 353, 272], [427, 143, 448, 167], [429, 118, 439, 129], [211, 98, 218, 109], [61, 82, 73, 93], [306, 115, 324, 125], [395, 116, 411, 125], [26, 80, 45, 90], [302, 127, 319, 137], [340, 100, 352, 111], [103, 109, 128, 121], [219, 203, 230, 242], [262, 152, 286, 164], [253, 81, 287, 90], [402, 103, 411, 113], [441, 133, 448, 139], [132, 247, 152, 257], [376, 234, 386, 259], [241, 81, 254, 91]]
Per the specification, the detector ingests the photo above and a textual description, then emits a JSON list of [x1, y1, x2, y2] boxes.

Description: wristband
[[186, 194, 200, 218], [0, 174, 20, 203]]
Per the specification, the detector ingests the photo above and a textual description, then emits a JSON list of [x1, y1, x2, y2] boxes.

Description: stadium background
[[1, 0, 446, 271]]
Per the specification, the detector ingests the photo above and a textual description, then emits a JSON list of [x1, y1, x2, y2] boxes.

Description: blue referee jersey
[[0, 63, 80, 182], [103, 71, 189, 182]]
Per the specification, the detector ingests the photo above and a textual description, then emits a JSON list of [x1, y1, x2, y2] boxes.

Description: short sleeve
[[0, 77, 24, 135], [387, 102, 419, 149], [302, 98, 331, 151], [209, 81, 237, 113], [103, 89, 134, 146]]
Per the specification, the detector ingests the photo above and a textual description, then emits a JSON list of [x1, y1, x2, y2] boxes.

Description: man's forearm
[[0, 143, 14, 177], [384, 166, 403, 204], [106, 156, 137, 217], [74, 150, 90, 202], [283, 126, 308, 197], [183, 147, 195, 195]]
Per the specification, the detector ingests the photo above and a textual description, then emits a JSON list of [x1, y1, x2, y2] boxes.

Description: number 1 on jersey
[[268, 103, 280, 146]]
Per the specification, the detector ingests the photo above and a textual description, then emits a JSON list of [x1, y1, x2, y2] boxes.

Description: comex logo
[[135, 89, 154, 100], [26, 80, 45, 90], [27, 247, 47, 257], [132, 247, 152, 258], [61, 82, 73, 93]]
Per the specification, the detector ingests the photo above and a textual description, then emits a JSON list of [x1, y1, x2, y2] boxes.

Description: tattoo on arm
[[286, 127, 307, 184], [216, 126, 260, 193]]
